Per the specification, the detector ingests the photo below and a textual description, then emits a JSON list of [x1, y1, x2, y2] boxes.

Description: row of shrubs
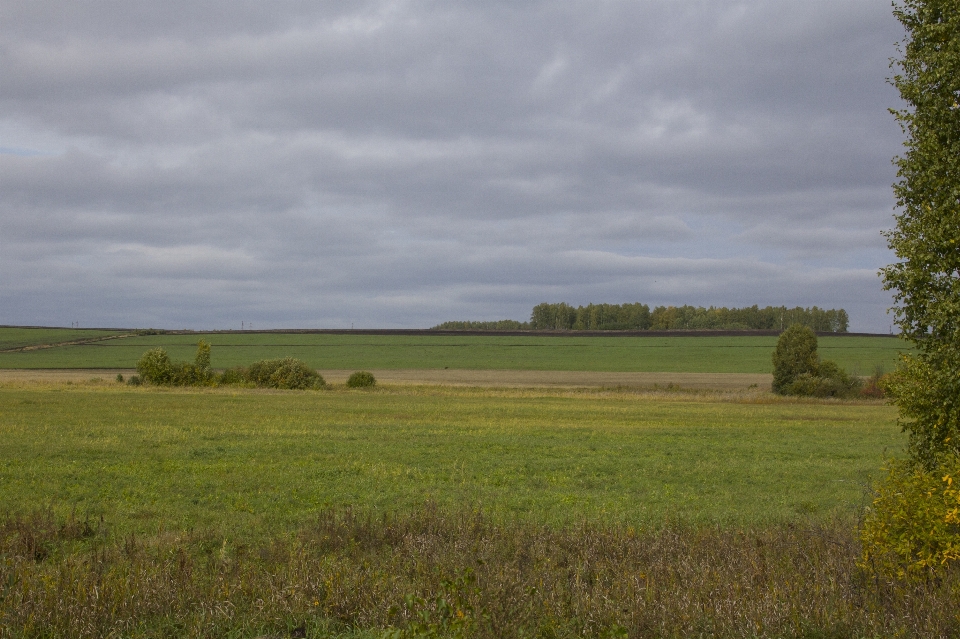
[[129, 341, 376, 390]]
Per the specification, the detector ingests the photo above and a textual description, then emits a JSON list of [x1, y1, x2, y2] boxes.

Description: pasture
[[0, 382, 901, 536]]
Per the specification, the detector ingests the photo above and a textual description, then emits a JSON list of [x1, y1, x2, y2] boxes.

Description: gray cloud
[[1, 0, 904, 331]]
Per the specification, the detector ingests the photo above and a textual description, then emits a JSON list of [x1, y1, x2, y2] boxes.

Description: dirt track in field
[[0, 369, 772, 390]]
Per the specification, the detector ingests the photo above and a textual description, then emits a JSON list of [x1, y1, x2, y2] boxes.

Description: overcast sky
[[1, 1, 906, 331]]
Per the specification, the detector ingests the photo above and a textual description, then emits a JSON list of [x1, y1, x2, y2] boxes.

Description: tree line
[[434, 303, 849, 333]]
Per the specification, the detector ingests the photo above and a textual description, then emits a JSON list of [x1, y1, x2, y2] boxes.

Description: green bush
[[241, 358, 325, 390], [772, 325, 819, 394], [784, 361, 862, 398], [346, 371, 376, 388], [134, 341, 215, 387], [217, 367, 250, 386], [772, 325, 860, 397], [245, 358, 283, 386], [268, 359, 325, 390], [860, 454, 960, 580], [136, 347, 174, 385]]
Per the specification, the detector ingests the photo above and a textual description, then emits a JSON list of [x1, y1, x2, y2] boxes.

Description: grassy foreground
[[4, 507, 958, 638], [0, 329, 904, 373]]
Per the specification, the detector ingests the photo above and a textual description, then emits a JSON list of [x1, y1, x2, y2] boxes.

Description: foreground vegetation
[[3, 506, 958, 638], [859, 0, 960, 588]]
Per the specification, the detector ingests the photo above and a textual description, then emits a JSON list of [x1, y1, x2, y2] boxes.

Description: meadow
[[3, 380, 956, 638], [0, 328, 904, 374], [0, 382, 901, 535]]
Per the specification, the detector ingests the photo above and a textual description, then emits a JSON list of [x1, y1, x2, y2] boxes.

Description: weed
[[0, 507, 957, 638]]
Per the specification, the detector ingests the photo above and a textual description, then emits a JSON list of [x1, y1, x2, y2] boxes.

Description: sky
[[1, 1, 907, 332]]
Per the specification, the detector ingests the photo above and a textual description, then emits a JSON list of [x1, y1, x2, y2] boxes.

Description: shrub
[[772, 325, 860, 397], [860, 454, 960, 580], [136, 347, 174, 385], [243, 358, 325, 390], [245, 358, 284, 387], [115, 373, 124, 383], [195, 339, 211, 373], [784, 361, 862, 398], [268, 359, 325, 390], [134, 341, 215, 387], [347, 371, 377, 388], [217, 367, 250, 386], [126, 375, 142, 386], [859, 365, 890, 399]]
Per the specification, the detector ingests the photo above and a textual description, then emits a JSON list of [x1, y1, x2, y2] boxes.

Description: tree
[[771, 324, 819, 394], [771, 325, 860, 397], [880, 0, 960, 466]]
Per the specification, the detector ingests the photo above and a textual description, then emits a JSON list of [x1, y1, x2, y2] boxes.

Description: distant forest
[[433, 303, 850, 333]]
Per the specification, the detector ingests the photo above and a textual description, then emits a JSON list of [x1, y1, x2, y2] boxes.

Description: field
[[0, 382, 901, 535], [2, 327, 954, 638], [0, 327, 905, 374], [0, 327, 127, 351]]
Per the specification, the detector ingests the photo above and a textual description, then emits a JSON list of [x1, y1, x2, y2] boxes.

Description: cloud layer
[[1, 0, 904, 331]]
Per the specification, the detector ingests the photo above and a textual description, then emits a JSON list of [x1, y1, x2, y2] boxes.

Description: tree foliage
[[526, 303, 848, 332], [771, 325, 861, 397], [881, 0, 960, 466], [860, 454, 960, 580], [432, 320, 531, 330], [434, 304, 850, 332], [772, 325, 820, 394], [135, 340, 215, 386]]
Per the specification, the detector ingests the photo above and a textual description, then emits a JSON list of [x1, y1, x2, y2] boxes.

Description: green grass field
[[0, 328, 906, 374], [0, 327, 127, 351], [0, 382, 901, 538]]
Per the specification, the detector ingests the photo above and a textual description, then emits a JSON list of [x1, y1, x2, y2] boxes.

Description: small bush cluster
[[772, 324, 861, 397], [136, 341, 215, 387], [243, 357, 326, 390], [859, 365, 890, 399], [134, 342, 325, 390], [346, 370, 377, 388], [860, 453, 960, 580]]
